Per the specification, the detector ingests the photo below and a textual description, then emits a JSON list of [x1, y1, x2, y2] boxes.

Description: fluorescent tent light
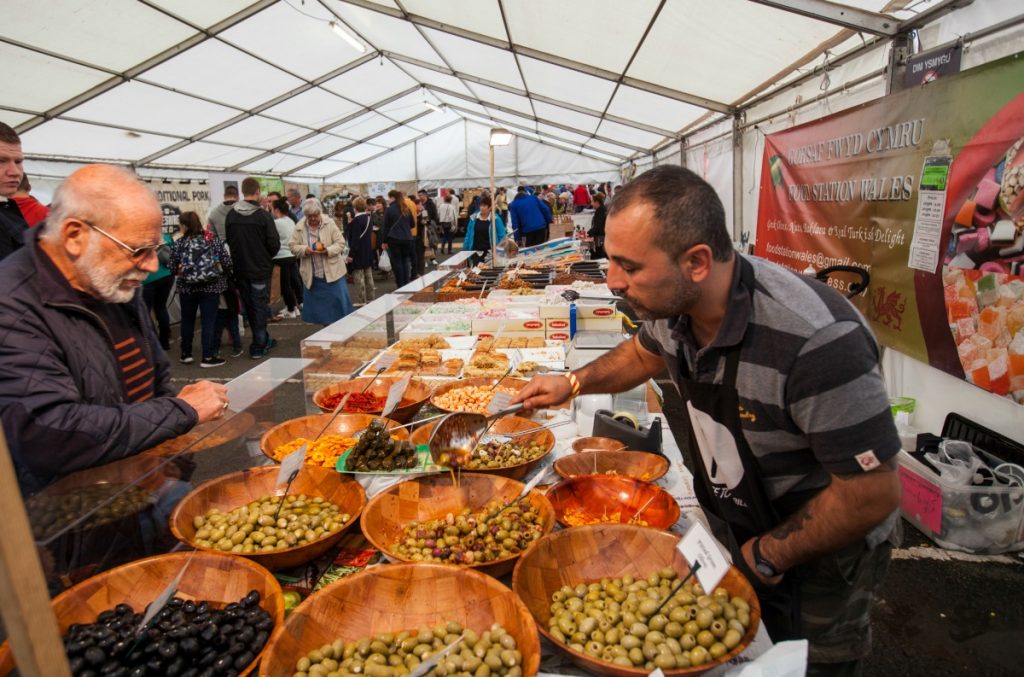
[[424, 101, 442, 113], [330, 21, 367, 53], [489, 128, 513, 146]]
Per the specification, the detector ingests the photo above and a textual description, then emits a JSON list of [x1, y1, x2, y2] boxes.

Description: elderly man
[[0, 122, 28, 260], [286, 188, 303, 222], [0, 165, 228, 494], [514, 165, 901, 675]]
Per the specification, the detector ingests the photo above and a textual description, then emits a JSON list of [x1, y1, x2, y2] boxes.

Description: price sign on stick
[[408, 632, 466, 677], [139, 564, 188, 630], [375, 352, 397, 371], [382, 374, 411, 418], [676, 521, 731, 593], [486, 390, 513, 415], [520, 465, 551, 496], [277, 444, 307, 488]]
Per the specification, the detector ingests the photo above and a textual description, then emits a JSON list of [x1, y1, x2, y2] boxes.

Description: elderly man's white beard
[[75, 236, 147, 303]]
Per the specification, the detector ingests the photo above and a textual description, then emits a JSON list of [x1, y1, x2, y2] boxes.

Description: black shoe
[[200, 357, 226, 368], [180, 356, 194, 364]]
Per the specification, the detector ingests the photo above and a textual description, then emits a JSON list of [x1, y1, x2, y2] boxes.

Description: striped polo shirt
[[638, 254, 900, 502]]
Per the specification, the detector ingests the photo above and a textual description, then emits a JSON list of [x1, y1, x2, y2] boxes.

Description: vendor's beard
[[622, 275, 701, 320], [75, 237, 148, 304]]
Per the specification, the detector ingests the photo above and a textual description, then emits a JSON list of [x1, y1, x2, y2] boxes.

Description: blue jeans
[[179, 291, 220, 360], [440, 224, 454, 254], [237, 278, 271, 355], [388, 240, 415, 288]]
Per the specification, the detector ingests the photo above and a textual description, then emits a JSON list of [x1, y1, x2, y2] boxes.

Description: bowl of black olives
[[0, 551, 284, 676]]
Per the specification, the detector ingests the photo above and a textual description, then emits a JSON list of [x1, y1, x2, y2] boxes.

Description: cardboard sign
[[486, 390, 513, 415], [676, 521, 730, 594], [382, 374, 411, 417], [277, 444, 307, 487], [898, 465, 943, 534]]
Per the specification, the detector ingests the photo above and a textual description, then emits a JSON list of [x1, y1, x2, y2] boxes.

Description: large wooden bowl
[[409, 414, 555, 480], [143, 411, 256, 457], [571, 436, 627, 453], [430, 377, 530, 413], [259, 563, 540, 677], [169, 465, 366, 571], [511, 525, 761, 677], [0, 551, 284, 677], [545, 476, 680, 530], [361, 474, 555, 578], [554, 450, 669, 482], [259, 413, 408, 463], [311, 376, 433, 423]]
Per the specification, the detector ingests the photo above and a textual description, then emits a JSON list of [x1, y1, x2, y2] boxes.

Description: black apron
[[678, 342, 807, 642], [472, 218, 491, 255]]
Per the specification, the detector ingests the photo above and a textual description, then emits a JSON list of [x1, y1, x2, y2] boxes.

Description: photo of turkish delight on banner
[[943, 101, 1024, 403]]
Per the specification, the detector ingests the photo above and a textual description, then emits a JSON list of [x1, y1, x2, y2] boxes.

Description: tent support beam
[[746, 0, 898, 36], [731, 115, 744, 244], [336, 0, 733, 114]]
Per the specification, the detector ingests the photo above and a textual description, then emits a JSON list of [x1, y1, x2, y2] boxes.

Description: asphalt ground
[[165, 254, 1024, 676]]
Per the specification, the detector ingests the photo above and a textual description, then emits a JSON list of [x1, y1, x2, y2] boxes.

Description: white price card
[[139, 565, 188, 629], [649, 669, 666, 677], [333, 392, 353, 414], [382, 374, 411, 417], [519, 466, 552, 497], [676, 520, 731, 594], [277, 444, 307, 488], [458, 272, 468, 283], [486, 390, 513, 415], [408, 632, 466, 677], [472, 266, 482, 274], [375, 352, 397, 370]]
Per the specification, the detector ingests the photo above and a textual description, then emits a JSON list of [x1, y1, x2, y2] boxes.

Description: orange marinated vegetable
[[272, 435, 359, 468]]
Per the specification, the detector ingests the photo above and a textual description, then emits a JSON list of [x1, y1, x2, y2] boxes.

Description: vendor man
[[513, 165, 901, 675], [0, 164, 229, 494]]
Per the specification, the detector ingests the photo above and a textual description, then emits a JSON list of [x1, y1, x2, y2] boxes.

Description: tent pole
[[490, 144, 497, 263], [732, 115, 744, 245]]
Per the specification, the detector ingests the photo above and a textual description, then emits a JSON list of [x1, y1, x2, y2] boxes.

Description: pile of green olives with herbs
[[547, 568, 752, 670], [27, 484, 153, 540], [392, 502, 543, 565], [345, 420, 417, 472], [292, 622, 522, 677], [192, 495, 349, 553], [465, 439, 546, 470]]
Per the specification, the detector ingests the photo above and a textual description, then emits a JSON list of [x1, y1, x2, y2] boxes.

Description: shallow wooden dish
[[0, 551, 284, 677], [545, 476, 680, 529], [143, 411, 256, 457], [361, 474, 555, 578], [409, 414, 555, 480], [554, 450, 669, 482], [169, 465, 366, 571], [511, 525, 761, 677], [259, 562, 541, 676], [311, 377, 433, 423], [430, 377, 530, 413], [259, 413, 408, 463], [571, 436, 627, 453]]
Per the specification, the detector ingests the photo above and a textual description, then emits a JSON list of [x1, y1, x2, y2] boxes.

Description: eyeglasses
[[78, 219, 164, 262]]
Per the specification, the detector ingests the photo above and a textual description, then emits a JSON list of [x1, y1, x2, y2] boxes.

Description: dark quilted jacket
[[0, 229, 198, 494]]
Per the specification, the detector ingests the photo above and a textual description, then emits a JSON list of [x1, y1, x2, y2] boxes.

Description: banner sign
[[904, 43, 962, 88], [146, 180, 210, 237], [756, 54, 1024, 405]]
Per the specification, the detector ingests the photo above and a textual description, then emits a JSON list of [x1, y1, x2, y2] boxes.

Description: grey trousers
[[351, 267, 375, 304]]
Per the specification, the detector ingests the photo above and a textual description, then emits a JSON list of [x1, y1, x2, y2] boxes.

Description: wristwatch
[[751, 537, 781, 578]]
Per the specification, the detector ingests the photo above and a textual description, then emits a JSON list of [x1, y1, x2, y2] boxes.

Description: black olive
[[157, 608, 173, 621], [233, 651, 254, 671], [252, 630, 269, 648], [196, 602, 210, 615], [98, 636, 116, 650], [67, 639, 89, 655], [84, 647, 107, 666], [101, 659, 120, 674], [192, 613, 210, 626], [109, 667, 129, 677], [198, 648, 218, 667], [115, 604, 134, 616], [199, 624, 217, 643], [179, 638, 199, 656], [110, 640, 129, 657], [146, 629, 161, 641], [108, 619, 124, 632], [254, 617, 272, 632], [242, 591, 260, 608], [226, 642, 244, 656], [168, 627, 189, 640], [197, 669, 214, 677], [236, 626, 254, 644], [224, 603, 240, 614], [144, 642, 160, 656], [98, 611, 116, 623], [129, 667, 146, 677], [167, 598, 183, 609], [180, 670, 198, 677], [145, 658, 163, 672], [165, 657, 185, 677], [80, 671, 98, 677], [213, 655, 232, 671], [69, 656, 85, 673], [68, 623, 84, 635], [182, 601, 196, 615], [157, 642, 177, 659]]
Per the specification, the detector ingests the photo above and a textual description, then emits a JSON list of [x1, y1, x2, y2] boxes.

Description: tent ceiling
[[4, 0, 963, 177]]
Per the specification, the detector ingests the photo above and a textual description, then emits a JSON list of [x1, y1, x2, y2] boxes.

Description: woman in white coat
[[289, 199, 353, 325]]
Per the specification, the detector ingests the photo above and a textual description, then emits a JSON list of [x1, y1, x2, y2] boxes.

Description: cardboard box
[[546, 318, 570, 331], [540, 304, 570, 319], [475, 329, 547, 339], [471, 310, 543, 333], [577, 316, 623, 331], [575, 303, 618, 319], [546, 330, 571, 342]]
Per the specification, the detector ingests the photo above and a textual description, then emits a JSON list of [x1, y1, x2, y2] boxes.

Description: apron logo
[[687, 403, 745, 491], [738, 406, 757, 423], [855, 450, 881, 471]]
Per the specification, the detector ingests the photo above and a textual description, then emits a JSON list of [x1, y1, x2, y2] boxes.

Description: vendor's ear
[[677, 244, 714, 283], [62, 218, 91, 258]]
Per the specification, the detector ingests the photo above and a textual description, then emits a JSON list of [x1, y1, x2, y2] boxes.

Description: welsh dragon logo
[[870, 287, 907, 331]]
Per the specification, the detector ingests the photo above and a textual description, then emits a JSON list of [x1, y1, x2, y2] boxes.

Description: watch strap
[[752, 537, 780, 577]]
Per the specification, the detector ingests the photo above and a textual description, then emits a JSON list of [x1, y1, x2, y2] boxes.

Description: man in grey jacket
[[206, 184, 238, 239], [0, 165, 228, 494]]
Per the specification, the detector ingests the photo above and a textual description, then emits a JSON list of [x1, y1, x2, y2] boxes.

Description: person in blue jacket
[[507, 186, 552, 247], [463, 196, 505, 264]]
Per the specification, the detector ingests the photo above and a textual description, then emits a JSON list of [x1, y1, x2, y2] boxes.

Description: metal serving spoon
[[427, 403, 525, 468], [560, 289, 618, 303]]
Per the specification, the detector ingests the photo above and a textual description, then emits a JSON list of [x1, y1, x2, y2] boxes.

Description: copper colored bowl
[[258, 413, 408, 464], [430, 377, 530, 413], [571, 436, 626, 453], [511, 525, 761, 677], [554, 450, 669, 482], [545, 475, 680, 530], [409, 414, 555, 480], [311, 376, 433, 423]]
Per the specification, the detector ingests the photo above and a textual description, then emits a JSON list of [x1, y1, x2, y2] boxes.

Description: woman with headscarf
[[289, 199, 353, 325]]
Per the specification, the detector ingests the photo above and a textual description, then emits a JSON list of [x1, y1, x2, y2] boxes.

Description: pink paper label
[[899, 466, 943, 534]]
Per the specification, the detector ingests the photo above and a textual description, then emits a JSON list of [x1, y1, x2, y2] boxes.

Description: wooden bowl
[[169, 465, 366, 571], [311, 377, 433, 423], [571, 436, 627, 453], [511, 525, 761, 676], [430, 377, 530, 413], [142, 411, 256, 457], [409, 414, 555, 480], [361, 474, 555, 578], [259, 563, 541, 677], [554, 450, 669, 482], [259, 413, 409, 463], [0, 551, 284, 677], [545, 476, 680, 530]]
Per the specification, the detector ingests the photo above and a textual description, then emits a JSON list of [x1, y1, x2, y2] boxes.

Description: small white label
[[520, 466, 551, 497], [649, 669, 666, 677], [408, 632, 466, 677], [277, 444, 307, 487], [375, 353, 397, 370], [486, 390, 513, 415], [139, 565, 188, 629], [333, 392, 352, 414], [382, 374, 411, 417], [677, 521, 730, 593], [855, 449, 881, 471], [472, 266, 481, 274], [458, 272, 468, 283]]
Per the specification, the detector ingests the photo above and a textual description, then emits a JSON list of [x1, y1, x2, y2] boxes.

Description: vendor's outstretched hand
[[511, 374, 573, 412], [178, 381, 229, 423]]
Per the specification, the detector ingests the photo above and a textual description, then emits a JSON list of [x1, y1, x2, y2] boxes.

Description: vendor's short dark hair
[[223, 184, 239, 198], [0, 122, 20, 145], [241, 177, 260, 196], [608, 165, 731, 262]]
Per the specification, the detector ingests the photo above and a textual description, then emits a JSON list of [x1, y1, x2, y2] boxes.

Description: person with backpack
[[170, 211, 233, 367]]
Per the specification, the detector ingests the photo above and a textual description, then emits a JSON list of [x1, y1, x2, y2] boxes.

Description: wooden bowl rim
[[410, 414, 556, 473], [169, 465, 367, 560], [361, 474, 555, 571], [258, 413, 410, 462], [553, 450, 670, 481], [311, 376, 434, 412], [570, 436, 628, 452], [511, 524, 760, 676], [544, 475, 680, 530], [429, 377, 530, 413]]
